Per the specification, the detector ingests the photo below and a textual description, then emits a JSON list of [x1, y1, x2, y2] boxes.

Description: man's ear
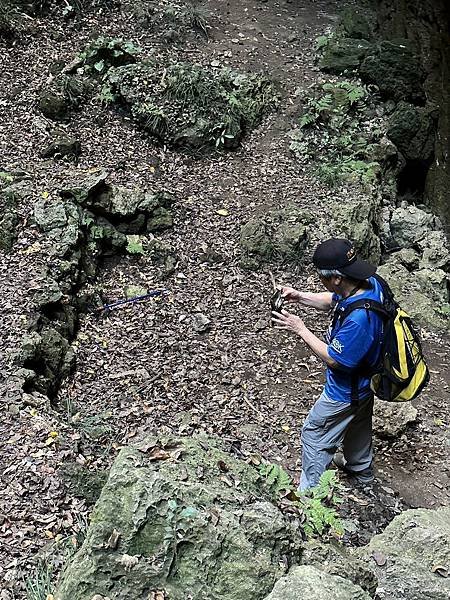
[[332, 275, 342, 287]]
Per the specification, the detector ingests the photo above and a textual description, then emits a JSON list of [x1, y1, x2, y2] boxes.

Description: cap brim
[[339, 258, 377, 280]]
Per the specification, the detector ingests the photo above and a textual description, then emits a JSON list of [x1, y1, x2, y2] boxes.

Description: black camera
[[270, 289, 285, 313]]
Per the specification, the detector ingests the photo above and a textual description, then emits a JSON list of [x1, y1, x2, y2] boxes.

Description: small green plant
[[78, 37, 141, 76], [0, 171, 14, 187], [300, 470, 344, 537], [126, 234, 145, 255], [259, 462, 294, 495], [259, 463, 344, 539], [291, 80, 383, 188], [24, 560, 52, 600]]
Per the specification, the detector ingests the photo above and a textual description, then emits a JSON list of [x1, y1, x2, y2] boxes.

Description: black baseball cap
[[312, 238, 377, 280]]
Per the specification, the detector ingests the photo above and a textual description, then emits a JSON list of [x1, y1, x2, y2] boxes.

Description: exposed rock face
[[377, 259, 449, 329], [357, 507, 450, 600], [55, 436, 303, 600], [13, 172, 174, 397], [240, 206, 311, 266], [263, 565, 371, 600], [375, 0, 450, 224], [319, 38, 371, 74], [331, 197, 381, 263], [359, 41, 424, 102], [387, 102, 436, 162], [299, 540, 377, 596]]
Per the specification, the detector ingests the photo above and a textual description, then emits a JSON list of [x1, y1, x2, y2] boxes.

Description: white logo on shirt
[[330, 338, 344, 354]]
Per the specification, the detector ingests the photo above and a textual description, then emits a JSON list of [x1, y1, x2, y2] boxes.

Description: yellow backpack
[[335, 275, 430, 402]]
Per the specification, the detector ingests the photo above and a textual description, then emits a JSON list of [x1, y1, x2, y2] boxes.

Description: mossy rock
[[56, 435, 303, 600], [38, 75, 90, 122], [387, 102, 436, 162], [359, 41, 424, 102], [319, 38, 372, 74], [339, 8, 372, 40], [240, 206, 311, 265], [106, 61, 278, 150]]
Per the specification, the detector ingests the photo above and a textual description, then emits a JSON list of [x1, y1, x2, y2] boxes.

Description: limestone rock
[[240, 206, 311, 265], [300, 540, 377, 596], [418, 230, 450, 270], [56, 435, 303, 600], [319, 38, 372, 74], [387, 102, 436, 162], [191, 312, 212, 333], [106, 61, 277, 150], [373, 399, 418, 437], [389, 204, 437, 248], [331, 197, 381, 263], [263, 565, 370, 600], [41, 134, 81, 158], [357, 507, 450, 600], [360, 41, 424, 102], [377, 260, 449, 329]]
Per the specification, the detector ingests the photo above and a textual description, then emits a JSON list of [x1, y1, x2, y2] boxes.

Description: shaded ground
[[0, 0, 449, 597]]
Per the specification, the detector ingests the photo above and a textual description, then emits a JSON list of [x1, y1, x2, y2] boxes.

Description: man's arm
[[271, 310, 339, 369], [281, 287, 333, 311]]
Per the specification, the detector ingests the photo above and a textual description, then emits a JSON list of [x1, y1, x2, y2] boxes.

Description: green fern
[[298, 470, 344, 538], [259, 462, 294, 495]]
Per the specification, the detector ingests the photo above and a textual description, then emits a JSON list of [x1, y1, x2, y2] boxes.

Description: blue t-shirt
[[325, 276, 384, 403]]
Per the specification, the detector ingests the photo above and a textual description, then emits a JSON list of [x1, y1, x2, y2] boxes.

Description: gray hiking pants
[[299, 391, 374, 491]]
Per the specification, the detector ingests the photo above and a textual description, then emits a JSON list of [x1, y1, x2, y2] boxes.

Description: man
[[271, 238, 384, 490]]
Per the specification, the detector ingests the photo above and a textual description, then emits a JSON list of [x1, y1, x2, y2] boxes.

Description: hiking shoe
[[333, 453, 374, 485], [333, 452, 347, 470]]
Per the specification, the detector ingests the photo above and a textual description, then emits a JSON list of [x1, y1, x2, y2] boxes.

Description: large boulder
[[263, 565, 371, 600], [387, 102, 436, 162], [357, 507, 450, 600], [240, 206, 311, 265], [359, 41, 424, 102], [319, 38, 372, 74], [55, 436, 304, 600]]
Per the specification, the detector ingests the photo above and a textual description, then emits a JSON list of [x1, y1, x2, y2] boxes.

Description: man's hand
[[271, 309, 306, 336], [280, 286, 301, 303]]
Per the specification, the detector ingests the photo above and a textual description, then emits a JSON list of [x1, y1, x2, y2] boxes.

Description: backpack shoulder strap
[[334, 298, 390, 326]]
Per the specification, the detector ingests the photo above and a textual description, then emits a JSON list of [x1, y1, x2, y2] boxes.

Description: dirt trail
[[1, 0, 449, 596]]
